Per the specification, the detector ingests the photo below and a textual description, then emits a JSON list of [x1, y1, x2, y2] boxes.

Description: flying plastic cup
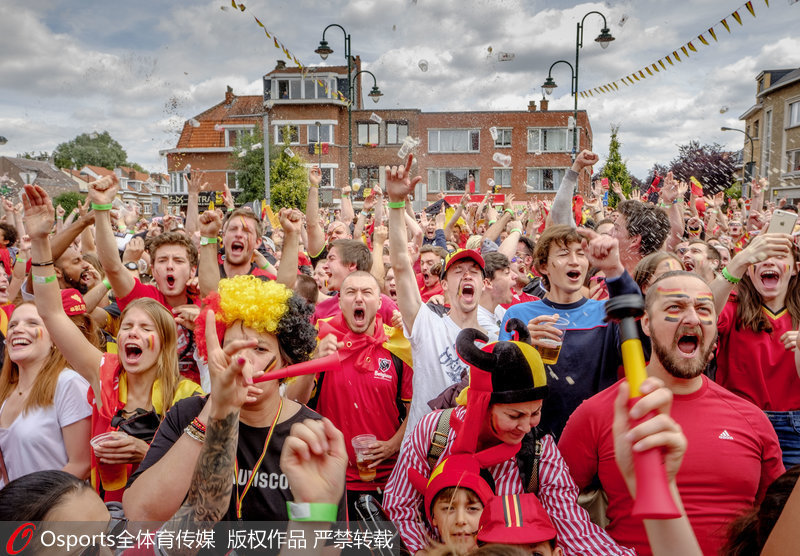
[[492, 153, 512, 167]]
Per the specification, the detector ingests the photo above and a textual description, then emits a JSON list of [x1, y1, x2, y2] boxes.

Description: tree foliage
[[53, 131, 128, 170], [668, 140, 735, 196], [602, 125, 632, 208], [233, 127, 308, 211], [53, 192, 86, 215], [17, 151, 51, 161]]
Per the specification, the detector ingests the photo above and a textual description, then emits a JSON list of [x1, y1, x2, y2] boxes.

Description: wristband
[[488, 219, 496, 225], [15, 258, 28, 265], [32, 275, 57, 284], [91, 203, 113, 211], [183, 424, 205, 443], [287, 502, 338, 523], [509, 228, 523, 235], [31, 260, 54, 267], [200, 236, 218, 246], [387, 201, 406, 209], [103, 278, 112, 290], [504, 208, 514, 215], [128, 229, 136, 234], [259, 262, 270, 271], [227, 206, 235, 213], [721, 267, 741, 284]]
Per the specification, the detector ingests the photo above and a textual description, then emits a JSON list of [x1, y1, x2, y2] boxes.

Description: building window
[[526, 168, 567, 192], [762, 110, 772, 178], [225, 127, 254, 147], [226, 172, 240, 191], [494, 128, 512, 147], [355, 166, 380, 200], [427, 168, 479, 192], [493, 168, 512, 188], [527, 128, 573, 153], [753, 119, 760, 138], [789, 101, 800, 128], [428, 129, 480, 153], [358, 123, 379, 145], [308, 124, 333, 144], [788, 150, 800, 173], [275, 125, 300, 145], [271, 77, 337, 100], [386, 122, 408, 144], [318, 167, 334, 188]]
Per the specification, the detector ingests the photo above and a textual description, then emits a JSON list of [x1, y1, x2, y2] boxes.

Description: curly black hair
[[0, 222, 18, 248], [275, 294, 317, 365]]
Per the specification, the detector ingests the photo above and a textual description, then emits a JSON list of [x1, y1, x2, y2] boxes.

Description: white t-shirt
[[0, 369, 91, 485], [477, 305, 501, 343], [404, 304, 470, 436]]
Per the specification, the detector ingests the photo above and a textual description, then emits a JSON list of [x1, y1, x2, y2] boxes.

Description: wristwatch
[[123, 261, 138, 272]]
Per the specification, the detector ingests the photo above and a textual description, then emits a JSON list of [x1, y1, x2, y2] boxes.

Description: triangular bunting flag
[[666, 55, 674, 65], [230, 0, 237, 7], [732, 11, 742, 25], [746, 1, 755, 16], [254, 16, 264, 27], [688, 41, 697, 52], [639, 70, 646, 79], [652, 63, 659, 73], [764, 0, 769, 6], [633, 73, 640, 81], [659, 59, 666, 70], [708, 27, 717, 41], [721, 18, 731, 32], [274, 37, 279, 48], [681, 45, 689, 56], [699, 34, 709, 45], [673, 50, 681, 61], [645, 67, 653, 76]]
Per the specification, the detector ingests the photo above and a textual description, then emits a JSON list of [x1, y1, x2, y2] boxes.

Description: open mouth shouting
[[352, 306, 367, 327], [165, 273, 176, 289], [758, 268, 781, 290], [230, 240, 245, 257], [123, 342, 144, 364], [566, 269, 582, 283], [458, 281, 476, 302], [675, 329, 700, 358]]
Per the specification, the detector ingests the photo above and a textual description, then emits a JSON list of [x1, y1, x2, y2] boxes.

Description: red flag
[[321, 142, 329, 154]]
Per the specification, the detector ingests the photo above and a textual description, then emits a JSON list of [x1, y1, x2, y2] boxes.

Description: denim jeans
[[765, 410, 800, 469]]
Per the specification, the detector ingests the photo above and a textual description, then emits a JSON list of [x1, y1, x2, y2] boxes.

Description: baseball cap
[[441, 248, 485, 279], [61, 288, 87, 316], [478, 493, 557, 546]]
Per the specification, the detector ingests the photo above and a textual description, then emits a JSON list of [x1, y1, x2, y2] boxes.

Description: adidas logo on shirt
[[718, 430, 734, 440]]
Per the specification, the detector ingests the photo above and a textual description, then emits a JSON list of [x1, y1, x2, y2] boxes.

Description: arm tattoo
[[162, 411, 238, 552]]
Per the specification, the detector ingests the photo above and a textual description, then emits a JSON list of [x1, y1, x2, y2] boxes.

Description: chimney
[[225, 85, 234, 105], [275, 60, 287, 70], [539, 99, 549, 111], [528, 100, 537, 112]]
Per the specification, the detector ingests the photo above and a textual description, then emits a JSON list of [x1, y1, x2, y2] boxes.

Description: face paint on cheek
[[36, 328, 42, 340], [664, 316, 679, 323], [147, 335, 154, 350], [699, 317, 714, 325]]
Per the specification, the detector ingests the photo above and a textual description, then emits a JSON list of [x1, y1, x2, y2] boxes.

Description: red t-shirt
[[559, 376, 784, 556], [117, 279, 200, 384], [315, 315, 413, 490], [417, 274, 444, 303], [313, 292, 399, 326], [716, 301, 800, 411]]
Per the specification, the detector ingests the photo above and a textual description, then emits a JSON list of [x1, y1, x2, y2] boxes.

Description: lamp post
[[721, 126, 755, 197], [316, 24, 382, 193], [542, 10, 614, 159]]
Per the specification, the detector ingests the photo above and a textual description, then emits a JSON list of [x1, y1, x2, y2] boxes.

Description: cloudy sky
[[1, 0, 798, 178]]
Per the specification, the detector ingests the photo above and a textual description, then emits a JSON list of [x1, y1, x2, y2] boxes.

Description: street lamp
[[721, 126, 755, 197], [543, 10, 615, 159], [316, 24, 381, 193]]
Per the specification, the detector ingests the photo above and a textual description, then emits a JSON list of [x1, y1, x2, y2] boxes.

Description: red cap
[[408, 454, 496, 523], [477, 493, 557, 546], [441, 249, 485, 278], [61, 288, 87, 316]]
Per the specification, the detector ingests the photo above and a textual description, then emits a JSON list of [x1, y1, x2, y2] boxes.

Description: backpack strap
[[427, 408, 454, 469], [390, 352, 407, 422], [526, 437, 543, 495]]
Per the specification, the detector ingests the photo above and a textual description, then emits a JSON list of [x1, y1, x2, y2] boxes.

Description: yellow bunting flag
[[639, 70, 646, 79], [708, 27, 717, 41], [721, 18, 731, 32], [698, 34, 709, 45], [659, 59, 666, 70], [666, 55, 674, 65], [633, 73, 640, 81], [230, 0, 236, 7], [746, 1, 755, 16], [253, 16, 264, 27], [646, 67, 653, 76], [673, 50, 681, 62], [681, 45, 689, 57], [688, 41, 697, 52], [652, 63, 660, 73], [732, 11, 742, 25], [263, 28, 271, 39], [264, 204, 280, 229]]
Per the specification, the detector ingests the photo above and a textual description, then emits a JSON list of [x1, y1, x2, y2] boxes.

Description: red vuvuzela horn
[[252, 352, 343, 383]]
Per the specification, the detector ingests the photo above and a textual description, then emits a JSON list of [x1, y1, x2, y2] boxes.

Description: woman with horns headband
[[383, 319, 640, 555]]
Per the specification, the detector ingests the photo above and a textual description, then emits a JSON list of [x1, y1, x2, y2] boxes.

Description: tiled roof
[[1, 157, 76, 188], [81, 165, 115, 177], [266, 64, 350, 76], [176, 94, 263, 149], [761, 67, 800, 96]]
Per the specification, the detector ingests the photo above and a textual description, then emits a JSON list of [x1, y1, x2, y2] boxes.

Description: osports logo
[[7, 522, 36, 554]]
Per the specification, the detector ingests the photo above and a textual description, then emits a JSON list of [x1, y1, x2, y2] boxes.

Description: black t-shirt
[[129, 395, 344, 521]]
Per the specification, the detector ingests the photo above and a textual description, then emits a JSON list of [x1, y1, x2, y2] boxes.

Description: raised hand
[[577, 227, 624, 279], [186, 171, 210, 194], [87, 175, 120, 206], [385, 154, 422, 202], [198, 210, 222, 238], [21, 184, 55, 239], [280, 418, 347, 504], [279, 208, 303, 235], [309, 166, 322, 187], [573, 149, 599, 173]]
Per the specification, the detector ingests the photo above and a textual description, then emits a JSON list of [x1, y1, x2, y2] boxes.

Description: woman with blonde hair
[[0, 302, 92, 487], [24, 184, 202, 501]]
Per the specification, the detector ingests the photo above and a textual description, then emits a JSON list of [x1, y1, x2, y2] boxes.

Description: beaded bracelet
[[184, 424, 205, 443], [190, 417, 206, 434]]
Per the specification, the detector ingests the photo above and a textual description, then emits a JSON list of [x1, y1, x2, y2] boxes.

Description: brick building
[[740, 67, 800, 202], [165, 60, 592, 210]]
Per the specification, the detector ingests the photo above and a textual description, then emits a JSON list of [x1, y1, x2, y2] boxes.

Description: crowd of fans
[[0, 150, 799, 555]]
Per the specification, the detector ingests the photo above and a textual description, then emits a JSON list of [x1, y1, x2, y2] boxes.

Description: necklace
[[233, 397, 283, 520]]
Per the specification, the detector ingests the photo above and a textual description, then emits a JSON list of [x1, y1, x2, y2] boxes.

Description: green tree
[[53, 131, 127, 170], [17, 151, 51, 161], [53, 191, 86, 215], [602, 125, 632, 208], [232, 127, 308, 211]]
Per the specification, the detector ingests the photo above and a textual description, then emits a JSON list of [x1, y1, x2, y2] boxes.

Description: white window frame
[[224, 125, 255, 147], [762, 110, 772, 178], [788, 99, 800, 128], [493, 168, 512, 188], [427, 168, 475, 193], [357, 122, 379, 145], [386, 122, 409, 145], [788, 150, 800, 174], [427, 129, 480, 153], [527, 128, 573, 153], [308, 124, 334, 144], [274, 124, 300, 145], [526, 167, 568, 193], [494, 128, 512, 148]]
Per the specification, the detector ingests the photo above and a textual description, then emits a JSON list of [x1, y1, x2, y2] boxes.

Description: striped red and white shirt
[[383, 406, 636, 555]]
